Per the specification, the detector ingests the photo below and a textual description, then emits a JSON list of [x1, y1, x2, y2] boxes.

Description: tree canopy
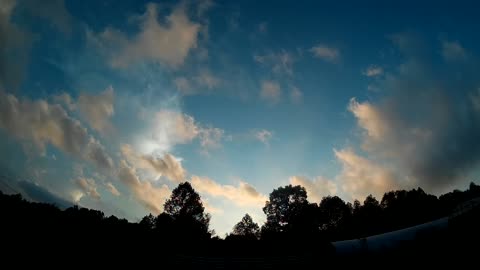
[[227, 214, 260, 240]]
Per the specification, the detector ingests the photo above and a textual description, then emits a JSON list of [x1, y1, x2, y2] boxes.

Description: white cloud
[[138, 109, 227, 155], [0, 91, 114, 171], [77, 86, 115, 135], [363, 65, 383, 77], [140, 110, 199, 154], [105, 182, 120, 196], [89, 3, 201, 68], [121, 144, 186, 182], [289, 175, 337, 203], [260, 80, 281, 104], [348, 98, 389, 142], [334, 148, 397, 201], [310, 44, 340, 63], [253, 129, 273, 145], [191, 176, 267, 207], [118, 160, 171, 214], [290, 86, 303, 104], [442, 40, 467, 61], [254, 50, 295, 76], [70, 189, 84, 203], [75, 177, 100, 200]]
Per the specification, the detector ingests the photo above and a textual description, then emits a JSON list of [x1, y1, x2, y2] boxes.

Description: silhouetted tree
[[261, 185, 310, 238], [163, 182, 211, 239], [139, 213, 156, 229], [318, 196, 352, 239], [227, 214, 259, 240]]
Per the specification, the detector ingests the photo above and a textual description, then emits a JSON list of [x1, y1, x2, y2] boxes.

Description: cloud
[[258, 22, 268, 33], [105, 182, 120, 196], [85, 138, 115, 171], [121, 144, 186, 182], [141, 110, 198, 154], [22, 0, 72, 34], [335, 148, 397, 200], [442, 40, 467, 61], [198, 127, 225, 152], [174, 69, 221, 96], [260, 80, 281, 104], [77, 86, 115, 135], [253, 129, 273, 145], [0, 91, 114, 171], [0, 0, 31, 91], [254, 50, 295, 76], [191, 176, 267, 207], [289, 176, 337, 203], [471, 88, 480, 112], [88, 3, 201, 68], [118, 160, 171, 214], [348, 98, 388, 141], [347, 36, 480, 193], [310, 44, 340, 63], [53, 92, 76, 110], [290, 86, 303, 104], [363, 65, 383, 77], [139, 109, 227, 154], [15, 181, 73, 209], [75, 177, 100, 200], [174, 77, 192, 93], [195, 69, 221, 89]]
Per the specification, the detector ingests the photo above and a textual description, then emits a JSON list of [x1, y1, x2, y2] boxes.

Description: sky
[[1, 0, 480, 236]]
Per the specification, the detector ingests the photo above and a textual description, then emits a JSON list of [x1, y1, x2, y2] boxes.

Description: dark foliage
[[1, 181, 479, 267]]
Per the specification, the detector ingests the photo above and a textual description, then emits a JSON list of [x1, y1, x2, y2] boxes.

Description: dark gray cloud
[[350, 34, 480, 193], [20, 0, 72, 35], [0, 0, 31, 91]]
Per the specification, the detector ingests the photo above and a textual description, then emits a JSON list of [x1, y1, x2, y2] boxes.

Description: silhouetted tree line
[[1, 182, 480, 241], [1, 181, 480, 265]]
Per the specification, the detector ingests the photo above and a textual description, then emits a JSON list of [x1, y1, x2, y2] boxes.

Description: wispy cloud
[[290, 86, 303, 104], [254, 50, 295, 76], [257, 22, 268, 33], [442, 40, 467, 61], [105, 182, 120, 196], [253, 129, 273, 146], [174, 69, 221, 96], [260, 80, 281, 104], [363, 65, 383, 77], [310, 44, 340, 63]]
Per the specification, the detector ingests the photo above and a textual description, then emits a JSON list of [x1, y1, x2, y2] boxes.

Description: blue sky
[[1, 0, 480, 236]]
